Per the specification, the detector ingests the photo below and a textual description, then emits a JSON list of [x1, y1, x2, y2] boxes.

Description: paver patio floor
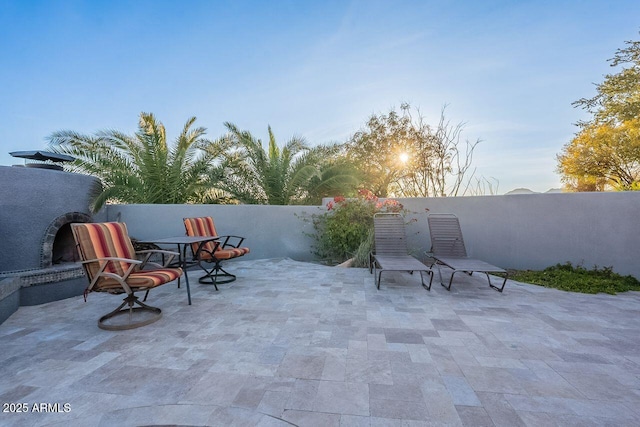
[[1, 258, 639, 426]]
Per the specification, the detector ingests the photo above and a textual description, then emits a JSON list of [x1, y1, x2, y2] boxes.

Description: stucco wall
[[0, 166, 103, 272], [107, 204, 324, 262], [106, 191, 640, 278], [397, 192, 639, 278]]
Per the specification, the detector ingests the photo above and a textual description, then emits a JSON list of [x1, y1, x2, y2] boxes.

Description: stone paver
[[0, 258, 639, 426]]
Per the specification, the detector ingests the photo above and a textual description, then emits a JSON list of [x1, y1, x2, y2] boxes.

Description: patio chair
[[71, 222, 183, 330], [369, 213, 433, 290], [427, 213, 508, 292], [183, 217, 250, 290]]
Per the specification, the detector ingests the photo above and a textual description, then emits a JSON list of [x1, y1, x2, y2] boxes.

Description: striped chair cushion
[[72, 222, 183, 292], [199, 247, 250, 260], [95, 269, 183, 292], [184, 216, 219, 254], [71, 222, 138, 279], [183, 216, 250, 260]]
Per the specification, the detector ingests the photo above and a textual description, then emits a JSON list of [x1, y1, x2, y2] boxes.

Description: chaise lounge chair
[[427, 213, 508, 292], [369, 213, 433, 290], [71, 222, 183, 330], [183, 217, 250, 290]]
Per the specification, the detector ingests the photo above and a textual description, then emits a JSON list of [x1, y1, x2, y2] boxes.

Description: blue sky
[[1, 0, 639, 193]]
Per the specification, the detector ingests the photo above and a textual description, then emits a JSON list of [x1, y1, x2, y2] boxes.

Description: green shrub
[[352, 228, 375, 268], [310, 190, 404, 267], [508, 262, 640, 294]]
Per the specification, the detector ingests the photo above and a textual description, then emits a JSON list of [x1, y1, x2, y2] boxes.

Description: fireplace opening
[[40, 212, 92, 269], [52, 223, 79, 264]]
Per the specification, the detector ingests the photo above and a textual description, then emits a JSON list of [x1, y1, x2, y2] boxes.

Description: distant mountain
[[505, 188, 537, 195], [504, 187, 564, 195], [544, 188, 563, 193]]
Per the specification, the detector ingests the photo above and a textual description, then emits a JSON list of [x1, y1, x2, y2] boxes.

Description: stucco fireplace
[[0, 159, 105, 323]]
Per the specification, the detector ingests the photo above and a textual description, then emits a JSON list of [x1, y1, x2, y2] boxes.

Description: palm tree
[[297, 145, 362, 205], [49, 112, 227, 211], [214, 123, 359, 205]]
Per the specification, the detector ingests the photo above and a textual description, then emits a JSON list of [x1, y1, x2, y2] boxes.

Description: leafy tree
[[214, 123, 359, 205], [558, 119, 640, 191], [574, 39, 640, 125], [49, 112, 227, 210], [557, 37, 640, 191], [346, 103, 480, 197], [345, 106, 414, 197]]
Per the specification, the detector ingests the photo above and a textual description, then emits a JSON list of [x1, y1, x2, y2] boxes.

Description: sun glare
[[399, 152, 409, 163]]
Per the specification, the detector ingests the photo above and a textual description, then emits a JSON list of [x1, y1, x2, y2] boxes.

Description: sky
[[1, 0, 639, 194]]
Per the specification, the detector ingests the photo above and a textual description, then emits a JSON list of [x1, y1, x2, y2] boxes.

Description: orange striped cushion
[[72, 222, 183, 292], [183, 217, 249, 260], [184, 217, 220, 254], [71, 222, 138, 279], [198, 247, 250, 260], [96, 268, 183, 292]]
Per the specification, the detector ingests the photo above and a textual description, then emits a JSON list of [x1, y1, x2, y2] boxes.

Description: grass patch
[[507, 262, 640, 294]]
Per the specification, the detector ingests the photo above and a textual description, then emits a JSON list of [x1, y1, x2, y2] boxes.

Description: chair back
[[183, 217, 219, 255], [427, 214, 468, 257], [373, 213, 408, 256], [71, 222, 138, 281]]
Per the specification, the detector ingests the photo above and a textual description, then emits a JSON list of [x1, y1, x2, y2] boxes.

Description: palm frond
[[47, 113, 224, 209]]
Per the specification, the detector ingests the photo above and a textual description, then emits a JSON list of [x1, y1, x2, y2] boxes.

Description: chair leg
[[198, 261, 218, 290], [432, 262, 457, 291], [434, 264, 446, 289], [421, 270, 433, 291], [372, 261, 381, 289], [488, 272, 508, 292], [441, 269, 458, 291], [98, 294, 162, 331], [197, 259, 237, 290], [217, 265, 236, 282]]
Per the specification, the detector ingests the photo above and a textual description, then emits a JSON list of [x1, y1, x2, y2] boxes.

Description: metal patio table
[[138, 236, 220, 305]]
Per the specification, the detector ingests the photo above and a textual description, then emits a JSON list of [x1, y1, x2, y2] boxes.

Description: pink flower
[[326, 201, 334, 211], [358, 188, 377, 201], [374, 198, 404, 213]]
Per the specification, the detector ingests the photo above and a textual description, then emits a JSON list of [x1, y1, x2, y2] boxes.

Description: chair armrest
[[136, 249, 180, 269], [136, 249, 180, 257], [193, 239, 222, 260], [81, 257, 142, 266], [216, 235, 245, 248], [81, 257, 140, 293]]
